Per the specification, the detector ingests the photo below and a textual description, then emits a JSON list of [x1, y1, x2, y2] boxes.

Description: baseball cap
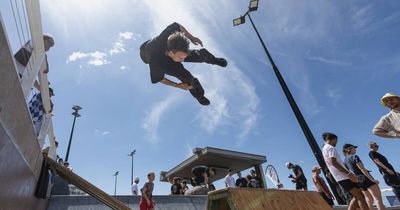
[[134, 178, 139, 181], [311, 166, 321, 172], [343, 144, 358, 150]]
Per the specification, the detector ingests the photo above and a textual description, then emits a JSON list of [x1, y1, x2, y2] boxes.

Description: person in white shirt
[[131, 178, 140, 195], [322, 132, 369, 210], [224, 169, 236, 188], [373, 93, 400, 139]]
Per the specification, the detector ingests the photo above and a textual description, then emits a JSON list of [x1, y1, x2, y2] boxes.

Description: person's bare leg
[[361, 190, 373, 210], [349, 188, 369, 210], [368, 184, 385, 210], [348, 197, 358, 210]]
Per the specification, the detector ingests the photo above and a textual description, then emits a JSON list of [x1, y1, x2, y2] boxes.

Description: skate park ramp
[[47, 195, 208, 210], [207, 188, 332, 210]]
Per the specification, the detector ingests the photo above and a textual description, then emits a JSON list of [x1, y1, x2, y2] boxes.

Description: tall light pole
[[233, 0, 345, 204], [113, 171, 119, 195], [65, 105, 82, 162], [128, 149, 136, 185]]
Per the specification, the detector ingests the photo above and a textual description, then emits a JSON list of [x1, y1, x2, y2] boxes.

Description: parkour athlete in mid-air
[[139, 22, 228, 106]]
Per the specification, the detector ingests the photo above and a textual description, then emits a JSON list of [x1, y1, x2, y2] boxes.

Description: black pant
[[165, 49, 217, 99]]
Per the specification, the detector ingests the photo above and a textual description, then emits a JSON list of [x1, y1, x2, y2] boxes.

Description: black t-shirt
[[292, 165, 307, 182], [171, 183, 182, 195], [141, 22, 181, 83], [344, 155, 363, 175], [369, 151, 395, 174], [235, 177, 248, 188]]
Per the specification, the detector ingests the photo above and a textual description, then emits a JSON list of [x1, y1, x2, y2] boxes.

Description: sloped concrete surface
[[47, 195, 207, 210]]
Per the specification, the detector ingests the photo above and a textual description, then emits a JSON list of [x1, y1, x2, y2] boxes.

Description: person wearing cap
[[286, 162, 308, 190], [311, 166, 335, 207], [343, 144, 385, 210], [368, 142, 400, 201], [250, 169, 261, 188], [322, 132, 369, 210], [171, 177, 182, 195], [373, 93, 400, 139], [131, 178, 140, 195]]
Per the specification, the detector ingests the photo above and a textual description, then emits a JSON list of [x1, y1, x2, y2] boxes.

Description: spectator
[[368, 141, 400, 201], [63, 162, 72, 171], [171, 177, 182, 195], [140, 172, 156, 210], [250, 170, 261, 188], [190, 166, 216, 190], [343, 143, 385, 210], [373, 93, 400, 139], [131, 178, 140, 195], [235, 172, 248, 188], [224, 169, 236, 188], [322, 132, 369, 210], [181, 180, 189, 195], [286, 162, 308, 190], [247, 174, 259, 188], [28, 87, 54, 136], [311, 166, 335, 207], [14, 34, 54, 77]]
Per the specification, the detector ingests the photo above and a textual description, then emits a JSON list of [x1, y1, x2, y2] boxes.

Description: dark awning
[[160, 147, 267, 183]]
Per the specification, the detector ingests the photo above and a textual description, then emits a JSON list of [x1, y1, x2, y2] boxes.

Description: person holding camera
[[286, 162, 308, 190]]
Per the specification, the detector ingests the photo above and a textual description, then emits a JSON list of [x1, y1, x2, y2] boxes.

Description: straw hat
[[381, 93, 400, 106]]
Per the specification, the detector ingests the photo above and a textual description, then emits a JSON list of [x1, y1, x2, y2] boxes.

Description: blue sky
[[2, 0, 400, 201]]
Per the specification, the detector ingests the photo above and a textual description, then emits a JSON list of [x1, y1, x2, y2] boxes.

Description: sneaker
[[196, 96, 210, 106], [213, 58, 227, 67]]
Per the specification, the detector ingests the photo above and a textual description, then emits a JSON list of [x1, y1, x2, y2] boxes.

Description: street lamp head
[[72, 105, 82, 111], [249, 0, 259, 12], [114, 171, 119, 176], [233, 16, 246, 26], [71, 112, 81, 117]]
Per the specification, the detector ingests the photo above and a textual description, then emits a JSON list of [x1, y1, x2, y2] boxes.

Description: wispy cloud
[[67, 51, 110, 66], [306, 55, 352, 66], [327, 88, 342, 105], [95, 129, 110, 136], [142, 96, 176, 144], [67, 31, 135, 66]]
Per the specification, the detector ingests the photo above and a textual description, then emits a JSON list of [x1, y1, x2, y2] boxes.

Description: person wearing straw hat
[[373, 93, 400, 139]]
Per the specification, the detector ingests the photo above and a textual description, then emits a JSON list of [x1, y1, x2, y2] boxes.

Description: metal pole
[[65, 114, 77, 162], [246, 12, 346, 204], [131, 155, 133, 185], [114, 172, 118, 195]]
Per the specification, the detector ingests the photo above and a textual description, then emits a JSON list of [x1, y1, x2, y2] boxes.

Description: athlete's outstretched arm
[[160, 78, 192, 90], [178, 23, 203, 47]]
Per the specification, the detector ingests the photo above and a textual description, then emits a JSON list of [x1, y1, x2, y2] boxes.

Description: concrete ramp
[[207, 188, 331, 210], [47, 195, 207, 210]]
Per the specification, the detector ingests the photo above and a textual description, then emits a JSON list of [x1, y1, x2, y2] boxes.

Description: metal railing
[[8, 0, 57, 159]]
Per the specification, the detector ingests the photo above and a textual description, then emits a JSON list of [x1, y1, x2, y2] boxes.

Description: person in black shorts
[[368, 141, 400, 201], [190, 166, 216, 190], [140, 22, 228, 106], [343, 144, 385, 210], [286, 162, 308, 190]]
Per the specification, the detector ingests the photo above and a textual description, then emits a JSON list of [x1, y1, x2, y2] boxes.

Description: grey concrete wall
[[0, 14, 47, 210], [47, 195, 208, 210]]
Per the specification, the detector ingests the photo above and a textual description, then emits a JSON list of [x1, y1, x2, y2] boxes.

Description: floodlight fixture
[[233, 16, 245, 26], [249, 0, 259, 12]]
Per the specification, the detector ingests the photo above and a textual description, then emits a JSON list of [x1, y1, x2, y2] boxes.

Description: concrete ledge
[[47, 195, 208, 210]]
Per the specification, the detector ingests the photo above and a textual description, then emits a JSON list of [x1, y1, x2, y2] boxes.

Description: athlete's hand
[[348, 173, 358, 183], [190, 37, 203, 47], [176, 83, 193, 90]]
